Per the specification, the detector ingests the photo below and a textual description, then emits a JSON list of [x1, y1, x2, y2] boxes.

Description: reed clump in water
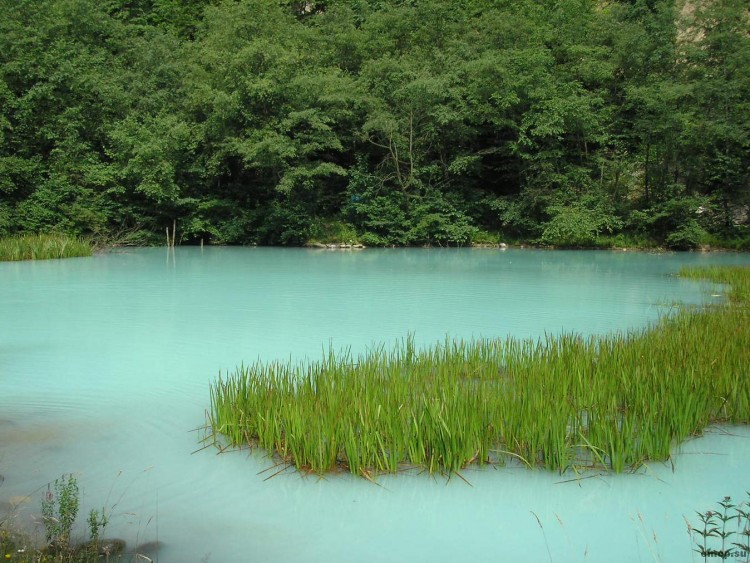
[[0, 234, 92, 261], [207, 266, 750, 477]]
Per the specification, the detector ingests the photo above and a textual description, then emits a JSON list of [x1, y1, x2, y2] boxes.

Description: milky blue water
[[1, 247, 749, 562]]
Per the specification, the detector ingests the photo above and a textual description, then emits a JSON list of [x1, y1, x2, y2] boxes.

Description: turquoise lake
[[1, 247, 750, 562]]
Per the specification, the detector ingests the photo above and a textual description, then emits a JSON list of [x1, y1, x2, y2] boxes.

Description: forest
[[1, 0, 748, 249]]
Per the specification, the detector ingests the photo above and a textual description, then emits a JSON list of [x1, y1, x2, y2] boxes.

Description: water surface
[[1, 247, 749, 562]]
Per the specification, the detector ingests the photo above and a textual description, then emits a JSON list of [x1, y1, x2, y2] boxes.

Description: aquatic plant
[[86, 509, 108, 546], [690, 493, 750, 562], [680, 265, 750, 305], [207, 266, 750, 477], [0, 234, 92, 262], [42, 475, 80, 549]]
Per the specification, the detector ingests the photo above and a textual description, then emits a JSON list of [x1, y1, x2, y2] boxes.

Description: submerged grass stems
[[0, 234, 92, 261], [207, 266, 750, 478]]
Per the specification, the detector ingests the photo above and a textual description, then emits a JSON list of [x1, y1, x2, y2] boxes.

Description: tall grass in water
[[0, 234, 92, 261], [207, 266, 750, 477]]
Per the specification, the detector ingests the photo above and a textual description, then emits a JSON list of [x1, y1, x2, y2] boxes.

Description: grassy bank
[[207, 266, 750, 478], [0, 234, 93, 261], [303, 221, 750, 250], [1, 474, 130, 562]]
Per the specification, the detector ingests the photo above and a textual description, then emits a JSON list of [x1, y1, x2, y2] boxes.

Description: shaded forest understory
[[1, 0, 748, 248]]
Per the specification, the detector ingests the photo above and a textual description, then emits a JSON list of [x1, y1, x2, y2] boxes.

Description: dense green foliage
[[1, 0, 748, 248], [0, 233, 92, 260], [208, 266, 750, 477]]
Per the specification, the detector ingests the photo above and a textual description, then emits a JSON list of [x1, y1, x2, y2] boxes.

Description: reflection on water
[[1, 248, 749, 562]]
